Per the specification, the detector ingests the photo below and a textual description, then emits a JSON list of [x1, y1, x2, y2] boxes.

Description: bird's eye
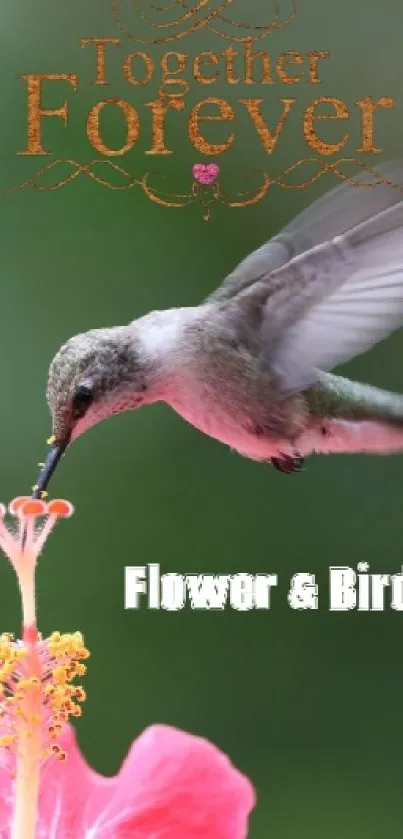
[[72, 383, 94, 420]]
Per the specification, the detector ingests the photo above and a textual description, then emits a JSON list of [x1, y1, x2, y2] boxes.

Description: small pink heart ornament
[[192, 163, 220, 185]]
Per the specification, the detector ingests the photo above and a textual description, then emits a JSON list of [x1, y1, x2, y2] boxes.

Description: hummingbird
[[33, 162, 403, 497]]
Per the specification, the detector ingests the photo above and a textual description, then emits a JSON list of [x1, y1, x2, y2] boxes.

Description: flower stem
[[11, 563, 41, 839]]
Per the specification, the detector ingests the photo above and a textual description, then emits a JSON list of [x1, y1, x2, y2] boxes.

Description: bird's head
[[33, 325, 149, 497]]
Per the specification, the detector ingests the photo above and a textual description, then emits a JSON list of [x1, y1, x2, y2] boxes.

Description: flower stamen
[[0, 496, 86, 839]]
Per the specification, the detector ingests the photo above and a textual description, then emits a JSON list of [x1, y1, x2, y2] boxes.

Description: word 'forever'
[[17, 38, 394, 158]]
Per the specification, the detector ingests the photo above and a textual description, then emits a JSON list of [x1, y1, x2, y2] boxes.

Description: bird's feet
[[270, 455, 305, 474]]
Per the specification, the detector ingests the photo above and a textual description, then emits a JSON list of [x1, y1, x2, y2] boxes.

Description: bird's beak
[[32, 438, 69, 499]]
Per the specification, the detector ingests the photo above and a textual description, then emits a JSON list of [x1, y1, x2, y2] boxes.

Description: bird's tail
[[303, 372, 403, 456]]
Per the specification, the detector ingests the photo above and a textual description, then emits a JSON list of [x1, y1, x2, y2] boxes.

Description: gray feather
[[265, 200, 403, 390], [210, 161, 403, 305], [211, 161, 403, 392]]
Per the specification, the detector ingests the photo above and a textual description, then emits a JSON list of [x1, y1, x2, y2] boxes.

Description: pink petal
[[36, 725, 114, 835], [0, 762, 13, 835], [112, 724, 255, 838], [31, 724, 255, 838]]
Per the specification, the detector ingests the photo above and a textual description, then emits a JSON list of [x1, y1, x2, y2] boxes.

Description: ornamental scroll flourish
[[5, 0, 402, 217], [112, 0, 297, 44], [3, 159, 403, 221]]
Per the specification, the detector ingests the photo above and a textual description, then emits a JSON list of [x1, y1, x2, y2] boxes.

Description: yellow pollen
[[52, 666, 68, 685], [49, 743, 67, 761], [48, 722, 63, 739], [0, 734, 15, 748], [0, 630, 89, 765], [74, 686, 86, 702]]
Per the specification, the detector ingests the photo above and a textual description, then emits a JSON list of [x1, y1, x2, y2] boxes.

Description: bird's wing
[[208, 161, 403, 305], [259, 199, 403, 391]]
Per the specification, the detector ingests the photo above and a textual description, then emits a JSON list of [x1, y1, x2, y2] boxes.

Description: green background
[[1, 0, 403, 835]]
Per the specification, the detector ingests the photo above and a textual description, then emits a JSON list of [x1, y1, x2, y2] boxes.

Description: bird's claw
[[271, 455, 305, 474]]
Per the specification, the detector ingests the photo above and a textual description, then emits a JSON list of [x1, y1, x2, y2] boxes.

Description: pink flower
[[0, 497, 87, 770], [0, 722, 255, 838], [0, 497, 255, 839], [0, 497, 89, 839]]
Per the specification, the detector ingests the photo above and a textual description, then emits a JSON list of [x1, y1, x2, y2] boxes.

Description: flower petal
[[36, 725, 114, 836], [0, 761, 13, 833], [101, 724, 255, 839], [32, 724, 255, 838]]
